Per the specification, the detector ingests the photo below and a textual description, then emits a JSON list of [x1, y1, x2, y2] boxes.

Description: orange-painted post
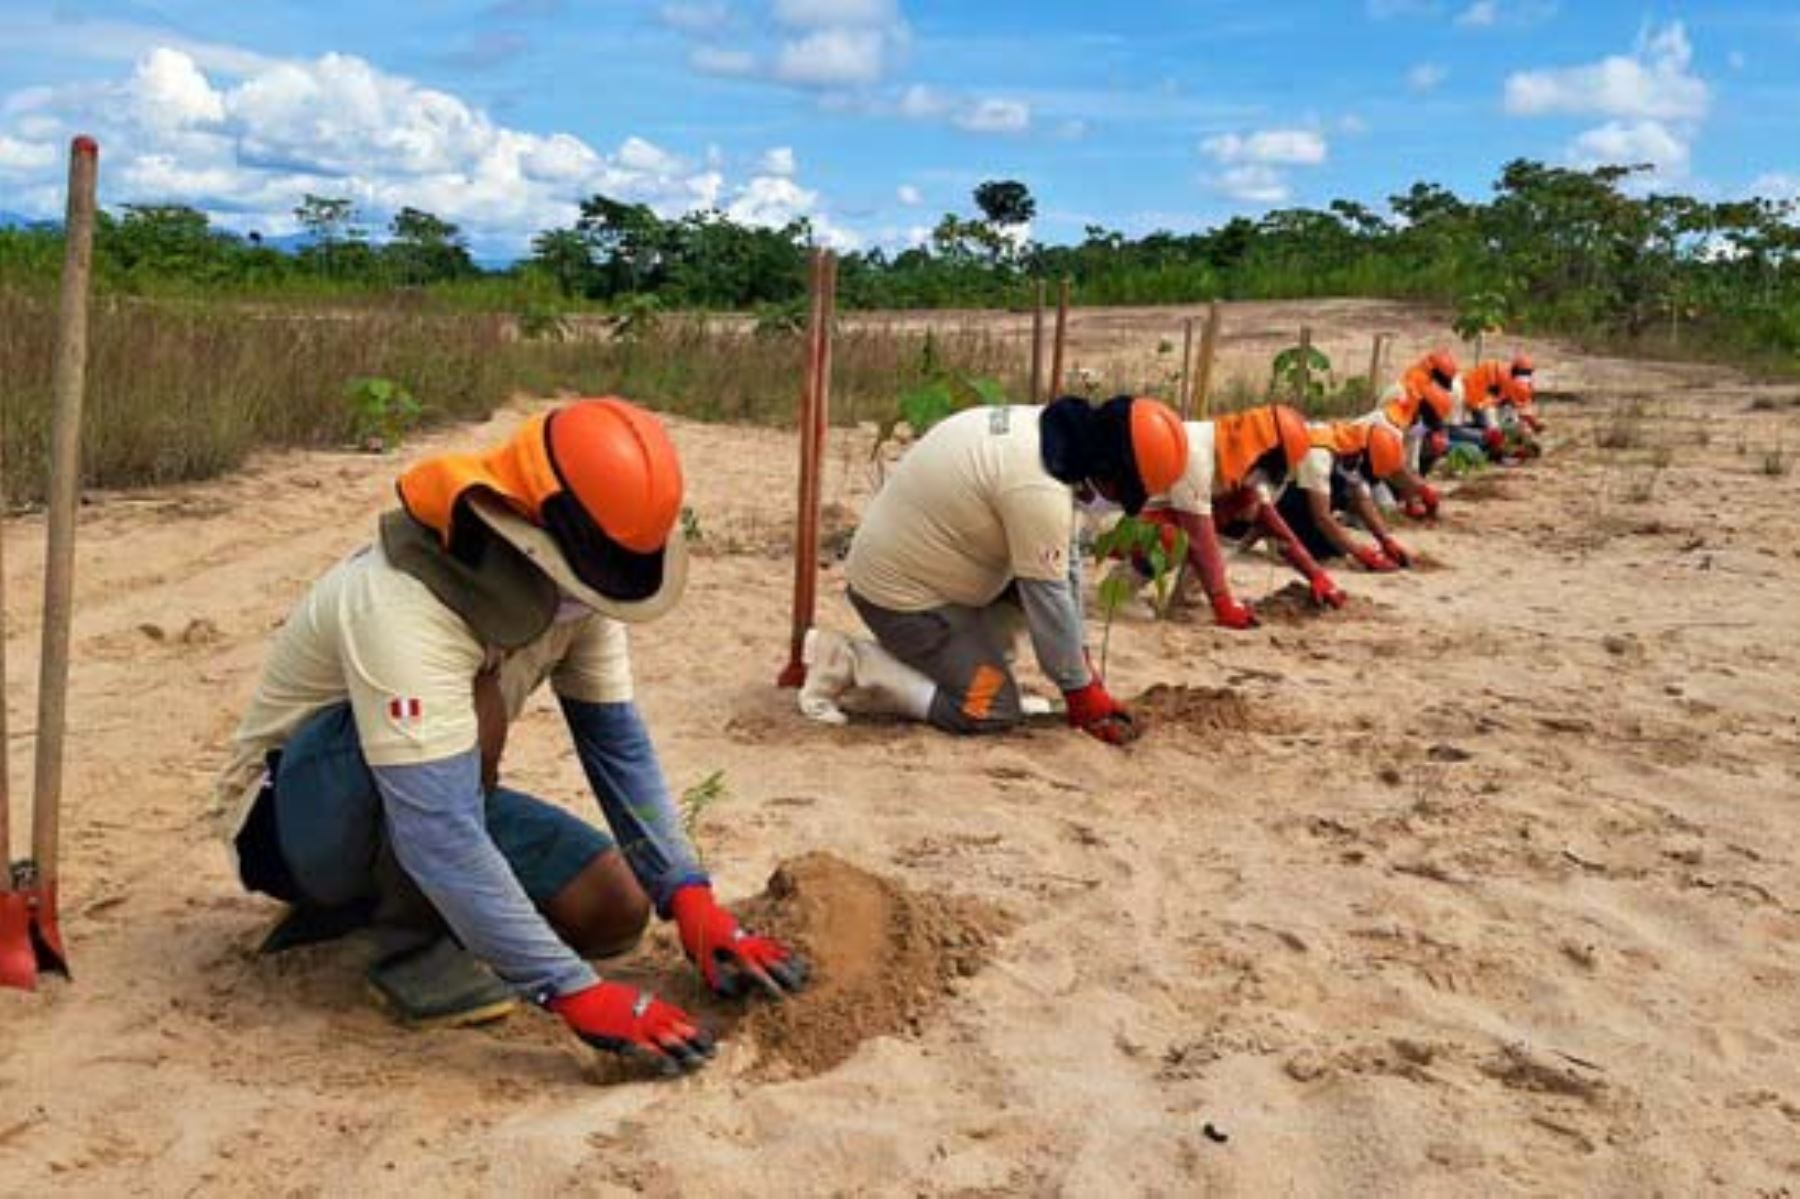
[[778, 249, 836, 688]]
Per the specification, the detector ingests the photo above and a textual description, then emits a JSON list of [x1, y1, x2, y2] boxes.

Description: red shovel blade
[[0, 878, 69, 992], [0, 890, 38, 991]]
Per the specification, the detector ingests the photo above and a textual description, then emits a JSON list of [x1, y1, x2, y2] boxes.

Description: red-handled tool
[[2, 135, 94, 991]]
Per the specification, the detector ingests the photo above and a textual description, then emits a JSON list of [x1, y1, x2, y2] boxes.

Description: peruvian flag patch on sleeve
[[387, 696, 424, 730]]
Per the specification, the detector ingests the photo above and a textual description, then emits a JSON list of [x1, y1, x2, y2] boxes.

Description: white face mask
[[1075, 485, 1122, 518], [554, 592, 592, 624]]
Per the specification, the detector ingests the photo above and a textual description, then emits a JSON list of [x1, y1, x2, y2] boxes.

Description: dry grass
[[0, 292, 1025, 503]]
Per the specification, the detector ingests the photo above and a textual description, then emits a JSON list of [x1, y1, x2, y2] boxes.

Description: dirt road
[[3, 301, 1798, 1195]]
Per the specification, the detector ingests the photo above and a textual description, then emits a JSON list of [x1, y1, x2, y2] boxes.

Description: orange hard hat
[[545, 399, 685, 555], [1368, 423, 1405, 479], [398, 397, 687, 620], [1511, 352, 1535, 377], [1425, 349, 1459, 385], [1128, 396, 1189, 500]]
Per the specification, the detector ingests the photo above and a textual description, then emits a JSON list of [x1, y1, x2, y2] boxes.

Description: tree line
[[1, 161, 1796, 363]]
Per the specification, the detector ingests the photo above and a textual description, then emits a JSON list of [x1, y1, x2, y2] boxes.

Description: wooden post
[[1029, 278, 1046, 403], [0, 409, 10, 882], [778, 249, 835, 688], [1366, 332, 1388, 401], [1177, 318, 1196, 416], [30, 136, 99, 897], [1295, 326, 1313, 410], [1192, 301, 1222, 418], [1049, 276, 1070, 398]]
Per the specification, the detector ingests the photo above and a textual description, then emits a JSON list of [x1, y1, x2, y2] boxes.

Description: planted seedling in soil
[[1091, 515, 1187, 678], [680, 770, 729, 863], [871, 371, 1008, 468], [346, 376, 423, 453]]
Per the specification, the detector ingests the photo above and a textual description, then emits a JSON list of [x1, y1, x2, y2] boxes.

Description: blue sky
[[0, 0, 1795, 259]]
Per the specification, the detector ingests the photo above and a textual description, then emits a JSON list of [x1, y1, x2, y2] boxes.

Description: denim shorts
[[236, 703, 611, 909]]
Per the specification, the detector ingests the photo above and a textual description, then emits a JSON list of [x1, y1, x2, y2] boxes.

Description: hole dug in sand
[[717, 852, 1010, 1079]]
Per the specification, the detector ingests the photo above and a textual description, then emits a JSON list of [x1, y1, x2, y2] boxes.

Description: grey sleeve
[[560, 697, 709, 917], [373, 752, 597, 1001], [1018, 575, 1092, 693]]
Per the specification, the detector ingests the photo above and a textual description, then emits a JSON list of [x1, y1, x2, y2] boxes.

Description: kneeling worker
[[216, 399, 804, 1075], [1139, 404, 1348, 628], [802, 396, 1188, 745], [1275, 421, 1417, 570]]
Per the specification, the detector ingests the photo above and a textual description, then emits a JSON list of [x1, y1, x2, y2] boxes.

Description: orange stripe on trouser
[[962, 665, 1008, 722]]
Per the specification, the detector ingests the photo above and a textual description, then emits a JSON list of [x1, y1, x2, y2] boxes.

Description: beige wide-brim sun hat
[[467, 491, 690, 624]]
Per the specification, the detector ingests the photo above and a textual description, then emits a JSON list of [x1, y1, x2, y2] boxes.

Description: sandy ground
[[3, 300, 1800, 1196]]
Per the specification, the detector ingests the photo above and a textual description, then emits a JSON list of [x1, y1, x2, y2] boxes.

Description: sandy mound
[[1131, 683, 1272, 737], [1253, 581, 1379, 626], [726, 852, 1009, 1078]]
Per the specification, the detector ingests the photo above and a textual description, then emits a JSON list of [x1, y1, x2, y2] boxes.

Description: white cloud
[[1338, 113, 1370, 135], [726, 174, 814, 226], [1456, 1, 1497, 27], [897, 83, 950, 119], [0, 134, 57, 173], [1751, 173, 1800, 200], [772, 0, 898, 26], [690, 46, 758, 76], [953, 97, 1030, 134], [1505, 22, 1709, 185], [1202, 127, 1327, 206], [1570, 119, 1689, 175], [1407, 63, 1447, 93], [131, 47, 226, 130], [1366, 0, 1440, 17], [896, 183, 922, 206], [1216, 165, 1290, 204], [0, 45, 861, 256], [773, 27, 888, 87], [659, 2, 731, 33], [759, 146, 797, 176], [1504, 21, 1708, 121], [1056, 118, 1089, 141], [1202, 128, 1327, 166]]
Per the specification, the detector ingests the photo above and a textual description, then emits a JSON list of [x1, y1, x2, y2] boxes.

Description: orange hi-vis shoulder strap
[[396, 413, 563, 546], [1384, 365, 1432, 426], [1464, 362, 1506, 411], [1309, 421, 1369, 457], [1212, 407, 1282, 491]]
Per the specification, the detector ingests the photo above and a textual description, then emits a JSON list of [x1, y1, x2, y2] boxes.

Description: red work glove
[[1309, 572, 1347, 609], [672, 885, 809, 1000], [1482, 426, 1506, 455], [1522, 411, 1545, 433], [1064, 680, 1140, 746], [550, 981, 715, 1075], [1212, 594, 1259, 630], [1351, 543, 1398, 573], [1403, 483, 1441, 521], [1426, 431, 1449, 458], [1378, 535, 1413, 569]]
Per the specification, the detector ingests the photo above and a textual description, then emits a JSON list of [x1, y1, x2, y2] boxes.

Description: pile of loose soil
[[1131, 683, 1266, 736], [1450, 475, 1519, 503], [1253, 582, 1377, 626], [726, 852, 1010, 1078]]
